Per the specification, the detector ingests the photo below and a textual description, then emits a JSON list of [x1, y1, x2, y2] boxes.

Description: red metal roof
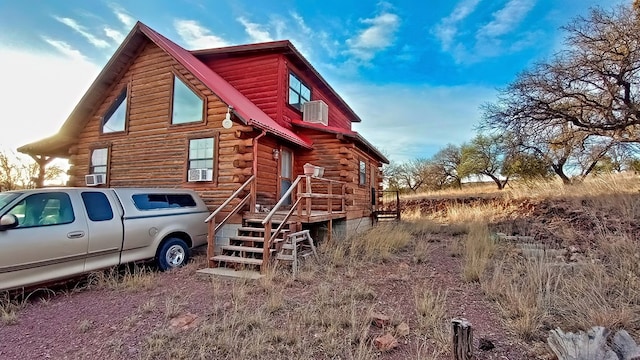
[[138, 23, 312, 149]]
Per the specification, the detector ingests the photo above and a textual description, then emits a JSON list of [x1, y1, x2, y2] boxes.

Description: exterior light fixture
[[222, 106, 233, 129], [272, 149, 279, 160]]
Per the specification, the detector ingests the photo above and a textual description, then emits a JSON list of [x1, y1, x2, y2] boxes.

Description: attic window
[[102, 89, 127, 133], [172, 75, 204, 124], [288, 72, 310, 111]]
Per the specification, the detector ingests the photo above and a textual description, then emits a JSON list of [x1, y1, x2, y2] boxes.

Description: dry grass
[[462, 222, 495, 283], [414, 287, 449, 355], [89, 264, 157, 292]]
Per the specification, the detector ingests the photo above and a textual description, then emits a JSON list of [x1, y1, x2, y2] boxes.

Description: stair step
[[244, 218, 290, 225], [276, 254, 295, 261], [229, 235, 265, 243], [281, 244, 295, 250], [238, 227, 291, 234], [212, 255, 263, 265], [221, 245, 268, 253]]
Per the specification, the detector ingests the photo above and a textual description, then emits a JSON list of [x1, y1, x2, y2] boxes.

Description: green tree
[[459, 134, 510, 190]]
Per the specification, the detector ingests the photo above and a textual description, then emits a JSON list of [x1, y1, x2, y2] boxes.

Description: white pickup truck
[[0, 187, 210, 291]]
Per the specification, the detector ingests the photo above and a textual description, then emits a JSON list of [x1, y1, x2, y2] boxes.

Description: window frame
[[8, 192, 75, 228], [186, 135, 218, 184], [359, 159, 367, 186], [287, 71, 311, 111], [100, 86, 129, 135], [170, 72, 207, 126], [89, 147, 110, 178]]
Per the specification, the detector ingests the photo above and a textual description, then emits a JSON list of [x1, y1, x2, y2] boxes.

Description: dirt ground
[[0, 230, 535, 360]]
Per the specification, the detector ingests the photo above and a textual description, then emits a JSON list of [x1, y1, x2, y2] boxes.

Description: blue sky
[[0, 0, 626, 163]]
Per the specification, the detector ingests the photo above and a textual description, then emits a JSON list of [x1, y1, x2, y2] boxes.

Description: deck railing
[[204, 175, 255, 267], [261, 175, 346, 267]]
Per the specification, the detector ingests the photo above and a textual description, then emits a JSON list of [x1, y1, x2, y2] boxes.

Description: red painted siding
[[200, 54, 283, 127], [200, 52, 355, 132], [282, 58, 353, 131]]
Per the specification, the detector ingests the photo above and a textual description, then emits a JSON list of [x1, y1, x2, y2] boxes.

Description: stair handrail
[[261, 175, 304, 225], [205, 175, 255, 223]]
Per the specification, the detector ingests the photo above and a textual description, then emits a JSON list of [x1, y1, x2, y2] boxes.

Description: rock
[[396, 322, 410, 337], [373, 333, 399, 351], [169, 313, 200, 331], [371, 312, 391, 328], [568, 245, 580, 253], [479, 338, 495, 351]]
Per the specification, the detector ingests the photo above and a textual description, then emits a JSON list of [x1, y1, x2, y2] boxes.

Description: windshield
[[0, 193, 21, 213]]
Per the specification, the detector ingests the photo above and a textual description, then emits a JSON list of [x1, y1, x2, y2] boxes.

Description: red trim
[[137, 23, 312, 149]]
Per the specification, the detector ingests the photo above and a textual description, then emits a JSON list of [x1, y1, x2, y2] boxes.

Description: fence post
[[452, 318, 473, 360]]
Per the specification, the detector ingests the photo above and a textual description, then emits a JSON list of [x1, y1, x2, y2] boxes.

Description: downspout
[[250, 130, 267, 212]]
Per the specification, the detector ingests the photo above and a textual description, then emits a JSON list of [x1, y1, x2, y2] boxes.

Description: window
[[102, 89, 127, 133], [188, 138, 214, 175], [288, 72, 311, 110], [172, 75, 204, 124], [359, 160, 366, 186], [8, 192, 74, 228], [81, 192, 114, 221], [90, 148, 108, 175], [132, 194, 197, 210]]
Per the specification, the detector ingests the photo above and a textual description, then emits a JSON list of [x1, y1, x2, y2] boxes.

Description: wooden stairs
[[210, 215, 293, 271]]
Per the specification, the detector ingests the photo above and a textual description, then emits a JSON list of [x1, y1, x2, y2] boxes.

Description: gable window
[[359, 160, 366, 186], [172, 75, 204, 124], [102, 88, 127, 133], [91, 148, 108, 175], [188, 138, 214, 181], [288, 72, 311, 110]]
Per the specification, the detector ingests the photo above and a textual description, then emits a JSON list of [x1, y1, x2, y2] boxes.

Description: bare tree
[[483, 4, 640, 150], [0, 152, 64, 191]]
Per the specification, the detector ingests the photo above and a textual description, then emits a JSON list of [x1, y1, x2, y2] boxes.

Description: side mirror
[[0, 214, 18, 231]]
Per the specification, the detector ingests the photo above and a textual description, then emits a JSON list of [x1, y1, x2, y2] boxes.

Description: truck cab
[[0, 187, 209, 291]]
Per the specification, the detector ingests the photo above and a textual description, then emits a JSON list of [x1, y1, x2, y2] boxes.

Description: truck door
[[81, 191, 124, 272], [0, 191, 89, 290]]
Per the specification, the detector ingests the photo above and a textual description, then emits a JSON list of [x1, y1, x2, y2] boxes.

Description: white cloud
[[54, 16, 110, 48], [237, 17, 274, 43], [174, 19, 229, 49], [111, 6, 136, 28], [433, 0, 481, 51], [42, 38, 87, 61], [0, 46, 100, 152], [343, 83, 496, 162], [104, 26, 125, 43], [346, 12, 400, 62], [477, 0, 535, 39]]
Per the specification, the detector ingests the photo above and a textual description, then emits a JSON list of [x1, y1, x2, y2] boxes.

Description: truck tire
[[157, 238, 190, 271]]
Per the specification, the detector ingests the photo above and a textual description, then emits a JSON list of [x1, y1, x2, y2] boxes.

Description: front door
[[279, 147, 293, 206]]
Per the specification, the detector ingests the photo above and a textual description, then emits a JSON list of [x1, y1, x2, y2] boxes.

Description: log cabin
[[18, 21, 389, 273]]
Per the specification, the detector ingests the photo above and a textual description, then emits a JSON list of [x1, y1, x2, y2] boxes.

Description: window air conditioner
[[85, 174, 106, 186], [302, 100, 329, 126], [188, 168, 213, 182]]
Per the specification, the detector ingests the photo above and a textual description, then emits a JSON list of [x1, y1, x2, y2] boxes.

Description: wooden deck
[[246, 210, 347, 224]]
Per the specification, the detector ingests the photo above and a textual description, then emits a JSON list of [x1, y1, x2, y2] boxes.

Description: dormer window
[[288, 72, 310, 111], [172, 75, 205, 124], [102, 88, 127, 133]]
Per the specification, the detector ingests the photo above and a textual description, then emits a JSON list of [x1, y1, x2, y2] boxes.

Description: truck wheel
[[157, 238, 190, 271]]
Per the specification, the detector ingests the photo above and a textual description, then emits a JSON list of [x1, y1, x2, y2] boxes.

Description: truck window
[[8, 192, 74, 227], [81, 192, 114, 221], [132, 194, 196, 210]]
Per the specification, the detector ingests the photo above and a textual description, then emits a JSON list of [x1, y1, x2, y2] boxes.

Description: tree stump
[[548, 327, 618, 360], [452, 318, 473, 360], [611, 330, 640, 360]]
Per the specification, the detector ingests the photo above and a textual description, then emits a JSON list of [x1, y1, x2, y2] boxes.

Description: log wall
[[295, 130, 383, 220], [67, 40, 253, 214]]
